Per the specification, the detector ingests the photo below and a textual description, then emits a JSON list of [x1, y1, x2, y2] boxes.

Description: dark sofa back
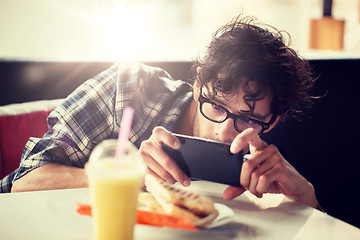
[[1, 59, 359, 228], [0, 61, 194, 106]]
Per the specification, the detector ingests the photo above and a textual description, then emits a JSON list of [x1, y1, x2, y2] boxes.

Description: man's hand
[[138, 126, 191, 187], [223, 128, 318, 208]]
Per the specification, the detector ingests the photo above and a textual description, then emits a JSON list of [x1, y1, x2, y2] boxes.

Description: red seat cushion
[[0, 110, 52, 179]]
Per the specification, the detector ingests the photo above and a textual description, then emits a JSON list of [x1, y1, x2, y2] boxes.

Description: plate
[[194, 203, 234, 229]]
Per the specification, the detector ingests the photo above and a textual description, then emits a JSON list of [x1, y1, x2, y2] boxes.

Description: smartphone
[[162, 133, 244, 187]]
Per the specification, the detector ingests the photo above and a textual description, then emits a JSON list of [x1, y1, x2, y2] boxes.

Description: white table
[[0, 181, 359, 240]]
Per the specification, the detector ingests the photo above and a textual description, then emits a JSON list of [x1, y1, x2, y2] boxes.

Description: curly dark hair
[[192, 15, 317, 119]]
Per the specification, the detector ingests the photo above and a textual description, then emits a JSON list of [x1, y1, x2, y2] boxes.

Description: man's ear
[[263, 115, 281, 133], [193, 78, 201, 102]]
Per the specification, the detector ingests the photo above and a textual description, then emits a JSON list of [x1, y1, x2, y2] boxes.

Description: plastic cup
[[85, 139, 146, 240]]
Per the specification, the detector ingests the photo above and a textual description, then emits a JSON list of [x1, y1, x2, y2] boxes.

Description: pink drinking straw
[[115, 106, 135, 168]]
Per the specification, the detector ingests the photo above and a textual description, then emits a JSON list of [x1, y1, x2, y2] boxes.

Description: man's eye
[[211, 103, 223, 112], [243, 118, 254, 124], [239, 117, 256, 125]]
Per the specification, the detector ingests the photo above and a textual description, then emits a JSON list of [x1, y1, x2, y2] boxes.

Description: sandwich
[[139, 174, 219, 227]]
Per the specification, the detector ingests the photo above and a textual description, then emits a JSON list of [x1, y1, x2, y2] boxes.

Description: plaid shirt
[[0, 62, 193, 193]]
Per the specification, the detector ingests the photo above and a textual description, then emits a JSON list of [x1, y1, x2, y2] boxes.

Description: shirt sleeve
[[13, 63, 121, 182]]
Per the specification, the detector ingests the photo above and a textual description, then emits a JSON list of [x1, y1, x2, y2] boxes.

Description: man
[[3, 15, 319, 209]]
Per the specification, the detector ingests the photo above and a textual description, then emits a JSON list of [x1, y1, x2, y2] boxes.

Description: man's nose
[[215, 118, 238, 143]]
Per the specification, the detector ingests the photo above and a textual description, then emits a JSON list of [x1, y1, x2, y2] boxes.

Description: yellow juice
[[86, 140, 146, 240], [89, 167, 143, 240]]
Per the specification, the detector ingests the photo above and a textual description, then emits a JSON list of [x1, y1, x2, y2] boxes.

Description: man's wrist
[[316, 203, 326, 213], [298, 182, 318, 208]]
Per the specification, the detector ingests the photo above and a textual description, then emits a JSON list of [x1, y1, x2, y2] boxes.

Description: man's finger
[[138, 147, 176, 184], [140, 139, 188, 185], [151, 126, 181, 149], [240, 146, 278, 188], [230, 128, 267, 154], [223, 186, 246, 200]]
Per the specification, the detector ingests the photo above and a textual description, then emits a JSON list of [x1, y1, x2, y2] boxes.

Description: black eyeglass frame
[[198, 88, 277, 135]]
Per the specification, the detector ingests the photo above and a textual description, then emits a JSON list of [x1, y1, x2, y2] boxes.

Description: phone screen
[[162, 134, 243, 187]]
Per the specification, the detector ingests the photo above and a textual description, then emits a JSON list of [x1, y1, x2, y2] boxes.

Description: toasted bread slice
[[137, 192, 164, 213], [144, 174, 219, 226]]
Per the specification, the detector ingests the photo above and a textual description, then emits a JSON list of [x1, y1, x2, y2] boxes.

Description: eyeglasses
[[198, 88, 277, 135]]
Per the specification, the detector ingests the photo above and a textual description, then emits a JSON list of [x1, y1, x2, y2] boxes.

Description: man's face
[[192, 81, 274, 143]]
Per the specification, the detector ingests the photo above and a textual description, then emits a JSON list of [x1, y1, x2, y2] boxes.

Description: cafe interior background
[[1, 0, 360, 229]]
